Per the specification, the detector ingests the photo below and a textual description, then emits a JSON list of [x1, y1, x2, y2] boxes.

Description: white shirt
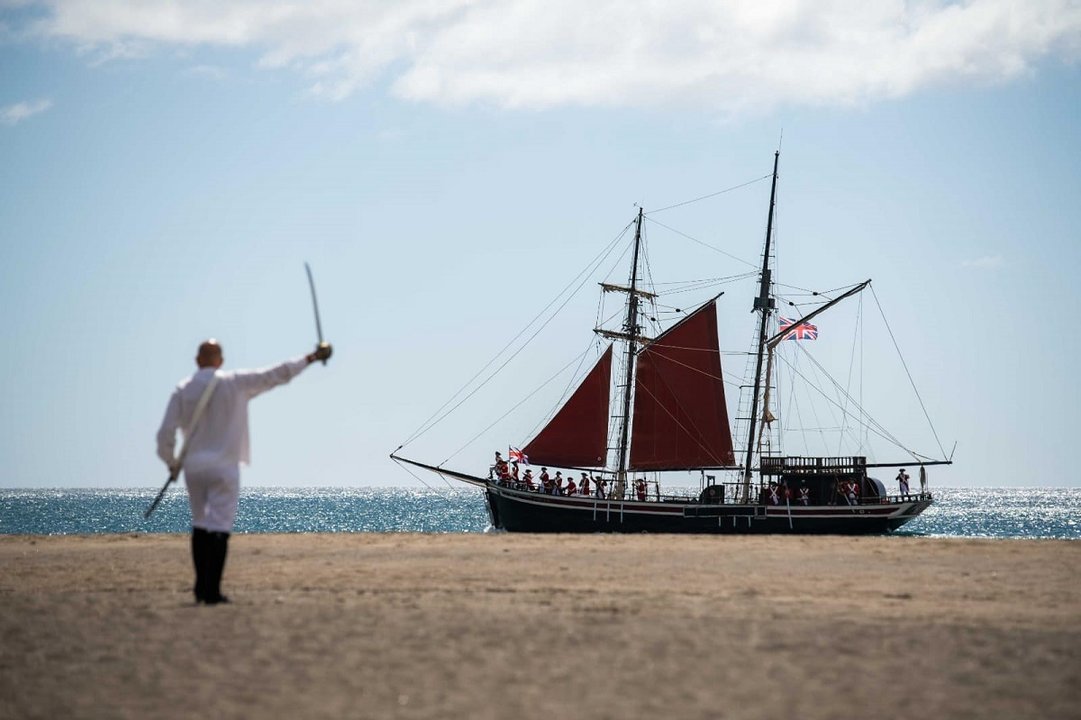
[[156, 357, 309, 472]]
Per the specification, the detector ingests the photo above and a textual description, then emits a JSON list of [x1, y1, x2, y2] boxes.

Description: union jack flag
[[779, 317, 818, 341], [508, 447, 529, 465]]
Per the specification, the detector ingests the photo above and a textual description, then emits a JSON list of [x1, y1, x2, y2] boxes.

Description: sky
[[1, 0, 1079, 490]]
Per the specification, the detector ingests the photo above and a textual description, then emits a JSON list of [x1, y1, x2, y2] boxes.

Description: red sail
[[523, 346, 612, 468], [630, 301, 735, 470]]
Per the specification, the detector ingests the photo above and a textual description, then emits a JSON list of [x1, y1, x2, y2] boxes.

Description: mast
[[741, 151, 780, 502], [616, 208, 645, 492]]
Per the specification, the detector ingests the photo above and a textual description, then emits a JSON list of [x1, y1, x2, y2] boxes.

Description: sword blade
[[304, 262, 324, 345], [144, 471, 178, 519]]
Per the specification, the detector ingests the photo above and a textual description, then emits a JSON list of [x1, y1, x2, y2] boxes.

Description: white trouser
[[184, 465, 241, 533]]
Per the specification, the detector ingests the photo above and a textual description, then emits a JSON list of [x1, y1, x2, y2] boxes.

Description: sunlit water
[[0, 487, 1077, 538]]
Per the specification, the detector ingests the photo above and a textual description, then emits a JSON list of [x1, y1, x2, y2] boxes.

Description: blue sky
[[1, 1, 1079, 489]]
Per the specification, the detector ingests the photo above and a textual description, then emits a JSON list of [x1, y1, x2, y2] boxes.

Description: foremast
[[617, 208, 644, 495], [741, 151, 780, 503], [593, 207, 646, 498]]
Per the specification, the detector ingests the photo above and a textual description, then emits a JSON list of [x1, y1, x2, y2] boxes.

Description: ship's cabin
[[757, 455, 884, 506]]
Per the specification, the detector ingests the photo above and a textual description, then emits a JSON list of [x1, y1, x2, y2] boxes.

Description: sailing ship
[[393, 152, 951, 534]]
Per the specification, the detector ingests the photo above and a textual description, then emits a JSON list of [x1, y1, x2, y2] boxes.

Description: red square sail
[[630, 301, 734, 470], [522, 345, 612, 468]]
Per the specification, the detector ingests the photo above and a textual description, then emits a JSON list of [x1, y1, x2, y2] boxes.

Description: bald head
[[196, 339, 224, 369]]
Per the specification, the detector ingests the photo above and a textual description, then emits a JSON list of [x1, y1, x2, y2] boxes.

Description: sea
[[0, 487, 1078, 538]]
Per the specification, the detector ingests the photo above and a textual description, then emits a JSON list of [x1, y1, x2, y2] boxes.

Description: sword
[[144, 468, 180, 519], [144, 374, 220, 520], [305, 262, 329, 364]]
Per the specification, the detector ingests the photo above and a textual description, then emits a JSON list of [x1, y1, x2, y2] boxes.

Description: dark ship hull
[[485, 483, 931, 535]]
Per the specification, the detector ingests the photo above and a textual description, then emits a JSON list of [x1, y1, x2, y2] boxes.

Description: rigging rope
[[391, 456, 458, 495], [441, 348, 597, 467], [836, 294, 864, 456], [400, 221, 633, 448], [657, 273, 758, 298], [645, 174, 772, 214], [869, 284, 948, 459], [777, 344, 918, 458], [785, 350, 810, 455], [644, 216, 758, 269], [632, 341, 744, 390]]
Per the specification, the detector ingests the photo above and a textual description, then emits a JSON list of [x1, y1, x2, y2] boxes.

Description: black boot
[[191, 527, 210, 603], [204, 531, 231, 605]]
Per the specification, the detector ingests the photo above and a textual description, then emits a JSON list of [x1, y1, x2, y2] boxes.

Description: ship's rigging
[[393, 155, 949, 504]]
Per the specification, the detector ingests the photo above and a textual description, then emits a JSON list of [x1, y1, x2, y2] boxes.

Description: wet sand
[[1, 533, 1078, 719]]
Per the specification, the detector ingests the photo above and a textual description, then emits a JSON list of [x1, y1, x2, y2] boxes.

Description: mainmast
[[741, 152, 780, 502], [615, 208, 645, 492]]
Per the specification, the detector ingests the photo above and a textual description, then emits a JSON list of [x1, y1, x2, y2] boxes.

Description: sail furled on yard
[[629, 301, 735, 470], [523, 345, 613, 468]]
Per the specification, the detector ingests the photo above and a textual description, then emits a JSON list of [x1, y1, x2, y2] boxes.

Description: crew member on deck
[[798, 480, 810, 506], [846, 479, 859, 505], [553, 471, 564, 495], [767, 481, 780, 506], [493, 451, 509, 483], [580, 472, 591, 496], [635, 478, 648, 501], [510, 461, 520, 486], [594, 475, 607, 499], [523, 468, 536, 491], [540, 468, 552, 494], [897, 468, 910, 496], [565, 476, 577, 496]]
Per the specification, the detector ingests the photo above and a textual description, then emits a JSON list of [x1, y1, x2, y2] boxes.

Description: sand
[[0, 533, 1078, 720]]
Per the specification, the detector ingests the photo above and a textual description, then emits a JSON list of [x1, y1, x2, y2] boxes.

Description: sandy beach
[[1, 533, 1078, 720]]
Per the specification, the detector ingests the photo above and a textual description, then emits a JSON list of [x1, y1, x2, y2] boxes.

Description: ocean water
[[0, 487, 1078, 538]]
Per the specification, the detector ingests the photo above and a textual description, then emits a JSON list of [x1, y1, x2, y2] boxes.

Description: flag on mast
[[508, 447, 529, 465], [779, 317, 818, 341]]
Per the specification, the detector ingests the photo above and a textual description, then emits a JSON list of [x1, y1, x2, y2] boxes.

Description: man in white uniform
[[156, 339, 332, 604]]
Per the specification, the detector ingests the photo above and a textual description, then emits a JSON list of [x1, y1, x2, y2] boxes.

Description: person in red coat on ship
[[492, 451, 510, 483], [565, 476, 577, 496]]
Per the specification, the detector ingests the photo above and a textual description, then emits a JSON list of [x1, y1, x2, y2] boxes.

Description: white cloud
[[184, 63, 227, 81], [962, 254, 1004, 268], [0, 98, 53, 125], [24, 0, 1081, 112], [80, 39, 149, 65]]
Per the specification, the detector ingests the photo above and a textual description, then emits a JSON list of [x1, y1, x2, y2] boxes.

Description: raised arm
[[233, 344, 333, 400]]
